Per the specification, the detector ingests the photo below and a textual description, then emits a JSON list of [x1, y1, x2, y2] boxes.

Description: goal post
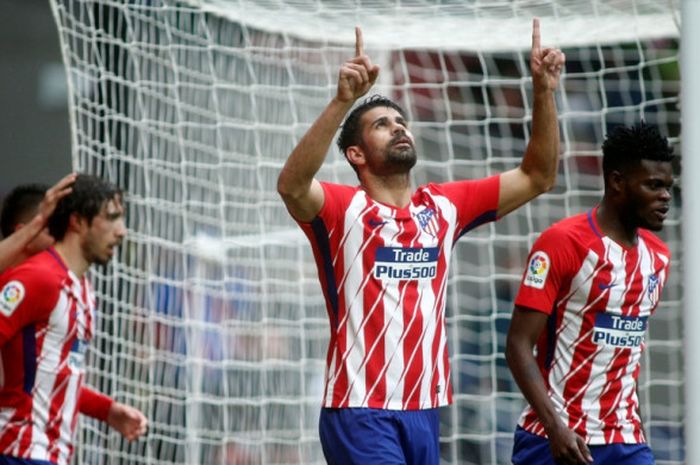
[[48, 1, 684, 464]]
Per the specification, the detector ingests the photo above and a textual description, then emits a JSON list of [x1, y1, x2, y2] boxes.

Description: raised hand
[[530, 18, 566, 92], [37, 172, 77, 222], [336, 27, 380, 103]]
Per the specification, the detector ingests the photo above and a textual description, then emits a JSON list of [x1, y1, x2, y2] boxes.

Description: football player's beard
[[385, 135, 417, 171]]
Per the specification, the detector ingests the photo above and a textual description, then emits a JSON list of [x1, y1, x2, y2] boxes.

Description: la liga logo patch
[[524, 251, 550, 289], [0, 280, 25, 317]]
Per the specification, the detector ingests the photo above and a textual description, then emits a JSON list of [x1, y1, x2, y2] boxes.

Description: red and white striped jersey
[[514, 207, 670, 444], [0, 248, 95, 465], [298, 177, 500, 410]]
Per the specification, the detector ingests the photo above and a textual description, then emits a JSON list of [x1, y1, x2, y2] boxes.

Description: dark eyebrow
[[371, 115, 408, 128], [645, 175, 674, 187], [371, 116, 389, 127], [104, 202, 125, 220]]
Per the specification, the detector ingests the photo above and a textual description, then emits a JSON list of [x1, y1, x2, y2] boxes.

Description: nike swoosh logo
[[368, 219, 388, 227], [598, 282, 618, 290]]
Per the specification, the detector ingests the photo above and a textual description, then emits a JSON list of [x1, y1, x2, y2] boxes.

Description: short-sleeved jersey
[[514, 207, 670, 445], [0, 248, 95, 465], [297, 177, 500, 410]]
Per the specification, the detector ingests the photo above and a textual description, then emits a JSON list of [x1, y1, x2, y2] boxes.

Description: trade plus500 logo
[[593, 313, 648, 348], [374, 247, 439, 281]]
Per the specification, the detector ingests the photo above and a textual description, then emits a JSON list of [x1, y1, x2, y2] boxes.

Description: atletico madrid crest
[[648, 274, 660, 306], [415, 208, 439, 238]]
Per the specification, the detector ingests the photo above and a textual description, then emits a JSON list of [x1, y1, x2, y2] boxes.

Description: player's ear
[[68, 212, 88, 233], [607, 169, 625, 194], [346, 145, 366, 167]]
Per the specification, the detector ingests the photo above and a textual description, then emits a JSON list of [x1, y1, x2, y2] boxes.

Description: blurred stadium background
[[0, 0, 72, 193]]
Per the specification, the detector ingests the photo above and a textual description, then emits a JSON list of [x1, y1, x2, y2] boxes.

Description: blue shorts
[[319, 407, 440, 465], [0, 458, 55, 465], [512, 426, 656, 465]]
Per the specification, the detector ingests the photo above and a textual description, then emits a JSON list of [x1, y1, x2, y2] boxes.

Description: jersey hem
[[518, 423, 647, 445], [321, 400, 450, 411]]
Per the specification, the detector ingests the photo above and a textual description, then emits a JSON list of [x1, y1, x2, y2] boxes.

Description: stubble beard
[[628, 200, 665, 232], [83, 238, 119, 267], [385, 134, 417, 173], [641, 214, 664, 232], [87, 249, 111, 267], [362, 135, 418, 176], [387, 146, 417, 171]]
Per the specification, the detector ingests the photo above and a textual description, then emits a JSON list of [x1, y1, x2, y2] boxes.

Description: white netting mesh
[[48, 1, 683, 464]]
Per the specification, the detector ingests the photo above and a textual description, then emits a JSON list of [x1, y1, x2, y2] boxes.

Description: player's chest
[[563, 249, 665, 351], [570, 246, 666, 315], [35, 284, 95, 372], [343, 208, 450, 283], [347, 202, 449, 246], [47, 284, 95, 339]]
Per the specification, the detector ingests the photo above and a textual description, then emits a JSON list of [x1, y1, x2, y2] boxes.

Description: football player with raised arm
[[278, 21, 565, 465]]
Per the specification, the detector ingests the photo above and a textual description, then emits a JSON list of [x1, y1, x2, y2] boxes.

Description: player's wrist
[[532, 84, 556, 97], [539, 413, 567, 437], [29, 212, 48, 229], [332, 94, 357, 107]]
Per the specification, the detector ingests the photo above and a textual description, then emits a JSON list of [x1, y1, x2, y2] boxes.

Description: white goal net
[[48, 1, 683, 464]]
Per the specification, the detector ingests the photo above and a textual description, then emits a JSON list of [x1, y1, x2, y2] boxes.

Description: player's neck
[[53, 238, 90, 278], [596, 201, 638, 247], [360, 172, 412, 208]]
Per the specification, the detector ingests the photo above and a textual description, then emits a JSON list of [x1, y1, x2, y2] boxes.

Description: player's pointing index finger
[[532, 17, 540, 53], [355, 26, 364, 57]]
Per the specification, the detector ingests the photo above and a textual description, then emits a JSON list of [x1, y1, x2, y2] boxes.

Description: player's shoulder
[[419, 182, 452, 198], [537, 211, 591, 245], [319, 181, 361, 203], [0, 250, 66, 318], [421, 176, 497, 194], [639, 228, 671, 256], [319, 181, 360, 195], [1, 250, 67, 290]]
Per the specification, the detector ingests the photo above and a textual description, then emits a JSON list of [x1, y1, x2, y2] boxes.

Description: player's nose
[[390, 121, 404, 134], [115, 220, 127, 239]]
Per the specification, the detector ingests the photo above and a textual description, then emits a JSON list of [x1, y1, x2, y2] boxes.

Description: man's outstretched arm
[[497, 18, 565, 218], [277, 27, 379, 222]]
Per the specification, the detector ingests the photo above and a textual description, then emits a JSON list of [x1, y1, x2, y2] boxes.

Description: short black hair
[[0, 184, 49, 238], [602, 121, 675, 180], [48, 174, 123, 241], [337, 95, 408, 170]]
